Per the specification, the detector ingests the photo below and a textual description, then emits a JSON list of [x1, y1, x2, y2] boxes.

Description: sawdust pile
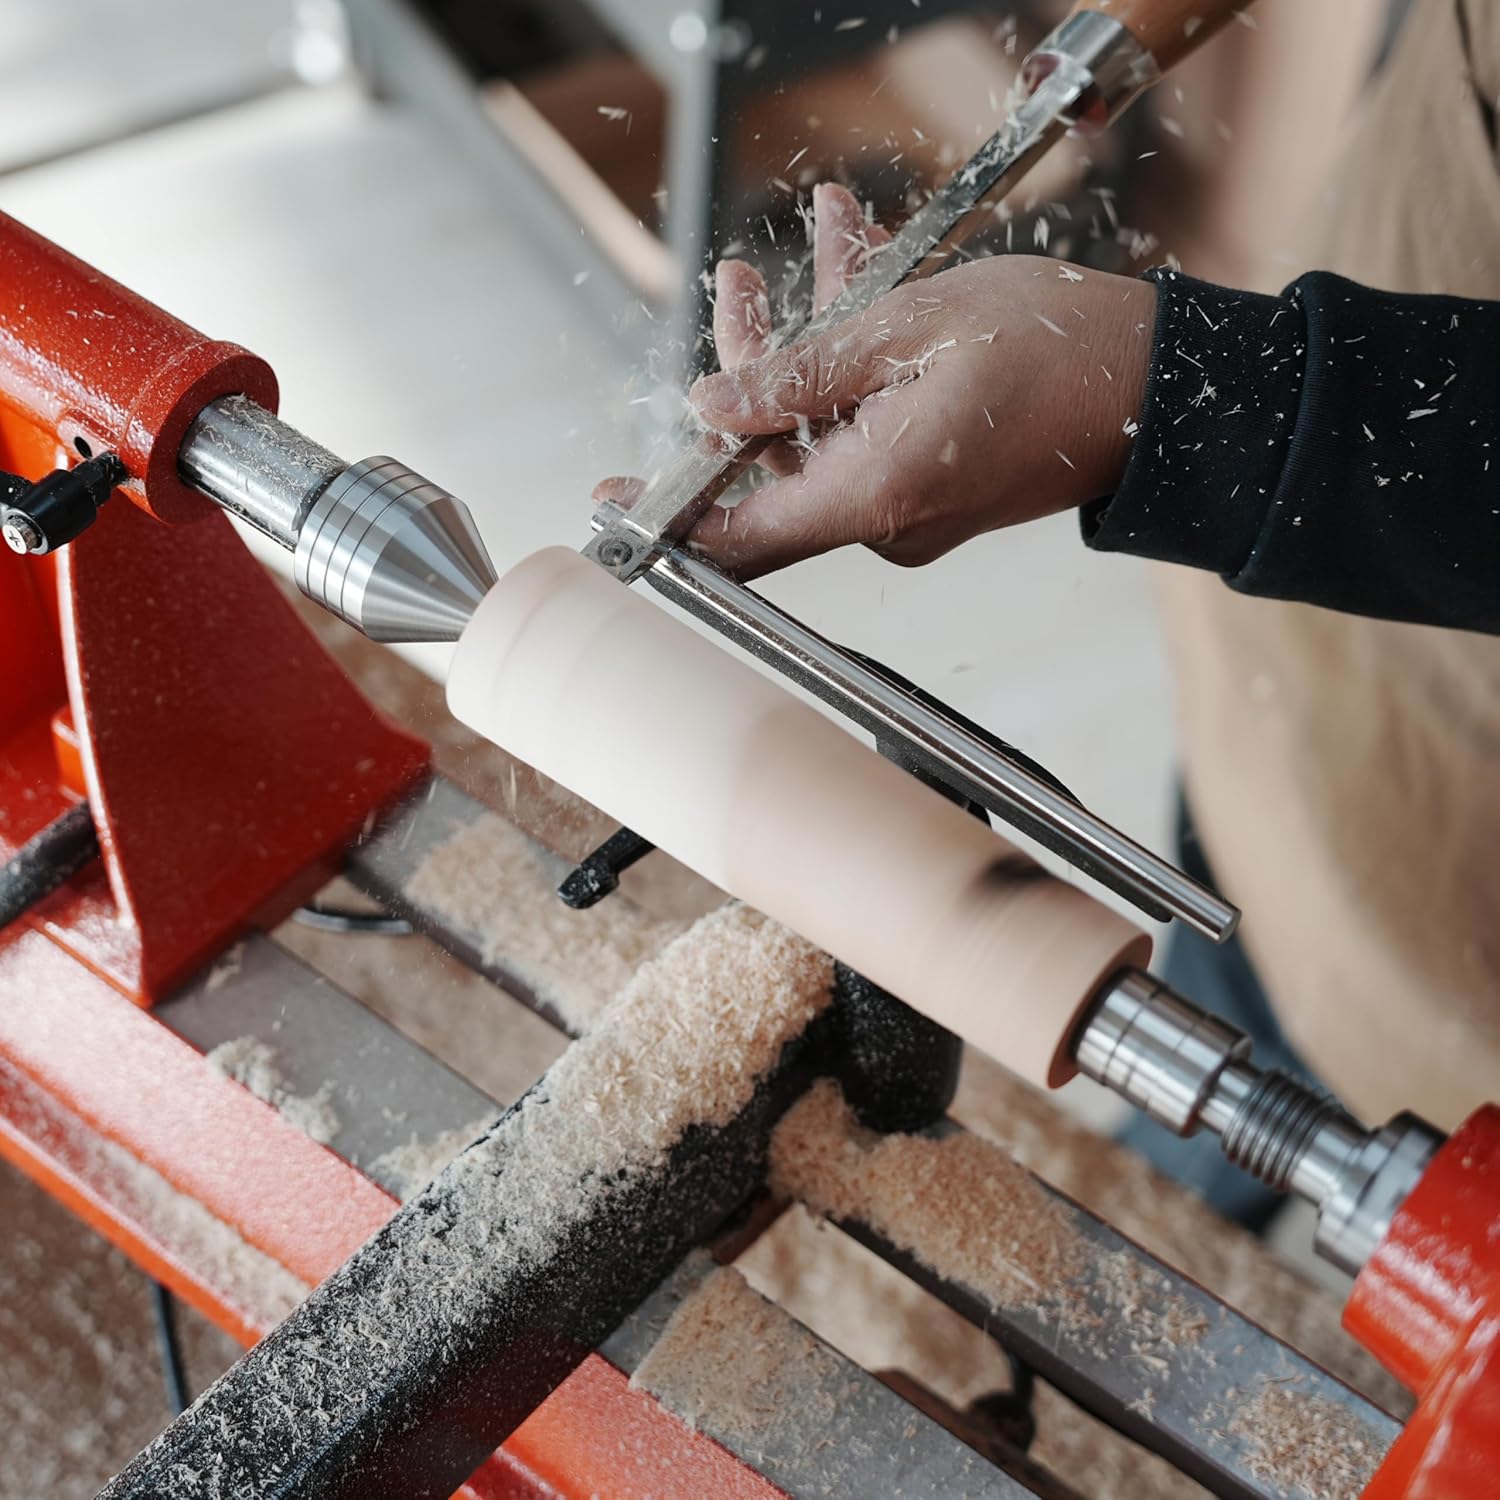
[[1221, 1382, 1384, 1499], [772, 1078, 1210, 1371], [631, 1265, 843, 1445], [277, 879, 568, 1109], [4, 1059, 307, 1341], [112, 906, 834, 1493], [0, 1151, 247, 1495], [950, 1053, 1409, 1414], [371, 1115, 498, 1202], [404, 811, 688, 1032], [205, 1036, 342, 1145], [505, 904, 830, 1196], [773, 1078, 1083, 1304], [740, 1054, 1404, 1499], [741, 1208, 1211, 1500], [629, 1258, 1010, 1494]]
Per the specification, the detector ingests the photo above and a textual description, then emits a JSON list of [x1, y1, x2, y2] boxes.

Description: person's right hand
[[598, 187, 1157, 582], [685, 249, 1157, 578]]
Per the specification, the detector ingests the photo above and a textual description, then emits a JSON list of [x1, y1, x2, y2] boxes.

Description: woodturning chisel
[[582, 1, 1253, 941]]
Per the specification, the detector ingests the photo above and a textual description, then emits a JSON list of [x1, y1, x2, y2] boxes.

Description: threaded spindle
[[1220, 1070, 1345, 1191]]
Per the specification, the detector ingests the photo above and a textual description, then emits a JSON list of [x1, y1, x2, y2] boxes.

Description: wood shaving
[[113, 906, 833, 1494], [950, 1054, 1409, 1413], [370, 1116, 497, 1202], [205, 1037, 342, 1145], [773, 1081, 1210, 1369], [631, 1266, 842, 1446], [3, 1059, 307, 1338], [772, 1079, 1083, 1305], [1220, 1381, 1384, 1498]]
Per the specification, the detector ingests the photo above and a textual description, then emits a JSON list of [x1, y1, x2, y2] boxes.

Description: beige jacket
[[1159, 0, 1500, 1126]]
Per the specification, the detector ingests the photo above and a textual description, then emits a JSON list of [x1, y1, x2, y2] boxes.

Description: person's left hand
[[592, 182, 890, 521]]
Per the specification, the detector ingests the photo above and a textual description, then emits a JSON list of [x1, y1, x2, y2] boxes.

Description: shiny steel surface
[[574, 42, 1236, 938], [1314, 1114, 1443, 1277], [178, 397, 497, 641], [1022, 12, 1160, 130], [1, 510, 42, 554], [1075, 971, 1447, 1276], [1073, 969, 1248, 1130], [179, 393, 343, 547], [293, 455, 498, 641], [581, 62, 1088, 582], [648, 547, 1240, 940]]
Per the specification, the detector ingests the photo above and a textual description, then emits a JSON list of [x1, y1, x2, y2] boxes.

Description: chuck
[[294, 456, 497, 642], [179, 395, 497, 642]]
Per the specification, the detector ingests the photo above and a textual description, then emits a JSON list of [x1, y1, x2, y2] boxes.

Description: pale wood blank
[[448, 549, 1150, 1090]]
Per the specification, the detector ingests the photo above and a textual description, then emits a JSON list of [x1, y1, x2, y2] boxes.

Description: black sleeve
[[1082, 267, 1500, 634]]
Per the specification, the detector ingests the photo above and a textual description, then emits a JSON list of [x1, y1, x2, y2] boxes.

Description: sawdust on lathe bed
[[772, 1079, 1210, 1369], [396, 901, 831, 1278], [631, 1266, 844, 1446], [371, 1115, 499, 1202], [1221, 1381, 1384, 1498], [404, 811, 688, 1033], [951, 1053, 1409, 1414], [772, 1078, 1083, 1303], [120, 906, 834, 1496], [205, 1036, 342, 1145]]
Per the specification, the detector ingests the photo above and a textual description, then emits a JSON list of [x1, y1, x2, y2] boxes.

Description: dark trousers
[[1117, 793, 1323, 1233]]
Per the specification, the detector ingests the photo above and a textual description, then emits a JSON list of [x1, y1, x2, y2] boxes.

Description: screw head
[[595, 538, 635, 571], [1, 513, 43, 555]]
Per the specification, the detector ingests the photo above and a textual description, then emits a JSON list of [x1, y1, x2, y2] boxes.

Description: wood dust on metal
[[405, 810, 688, 1034]]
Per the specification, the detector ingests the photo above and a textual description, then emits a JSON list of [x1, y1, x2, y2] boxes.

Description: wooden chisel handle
[[1073, 0, 1250, 74], [1028, 0, 1255, 129]]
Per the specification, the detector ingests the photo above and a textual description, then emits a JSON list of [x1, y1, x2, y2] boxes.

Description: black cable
[[970, 1348, 1038, 1453], [292, 902, 413, 936], [149, 1279, 190, 1417]]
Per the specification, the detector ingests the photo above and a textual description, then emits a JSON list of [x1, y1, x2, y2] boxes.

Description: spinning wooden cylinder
[[448, 548, 1150, 1089]]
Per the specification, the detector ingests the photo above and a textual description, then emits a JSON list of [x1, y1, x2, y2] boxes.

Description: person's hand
[[596, 187, 1156, 580], [594, 183, 889, 516]]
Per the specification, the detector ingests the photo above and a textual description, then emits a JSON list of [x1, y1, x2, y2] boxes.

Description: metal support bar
[[827, 1122, 1401, 1500], [89, 771, 1401, 1496], [602, 1250, 1045, 1497], [344, 773, 602, 1036], [344, 774, 1395, 1493], [99, 1033, 820, 1497], [646, 548, 1239, 940], [152, 931, 497, 1197]]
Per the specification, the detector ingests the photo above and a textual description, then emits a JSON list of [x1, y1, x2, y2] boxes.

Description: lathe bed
[[2, 599, 1404, 1500]]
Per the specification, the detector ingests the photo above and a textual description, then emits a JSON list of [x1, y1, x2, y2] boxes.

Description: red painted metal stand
[[0, 210, 783, 1498], [0, 209, 431, 1001], [1348, 1106, 1500, 1500]]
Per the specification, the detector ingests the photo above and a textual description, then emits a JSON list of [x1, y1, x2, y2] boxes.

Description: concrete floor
[[0, 1163, 243, 1497]]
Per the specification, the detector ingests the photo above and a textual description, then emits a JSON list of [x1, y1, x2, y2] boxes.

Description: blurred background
[[0, 0, 1393, 1489]]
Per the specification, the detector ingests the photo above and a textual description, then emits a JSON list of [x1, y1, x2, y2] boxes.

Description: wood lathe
[[0, 3, 1495, 1497]]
